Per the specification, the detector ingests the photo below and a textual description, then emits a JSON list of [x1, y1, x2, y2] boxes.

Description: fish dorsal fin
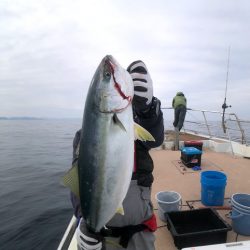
[[61, 163, 80, 198], [113, 113, 126, 132], [134, 122, 155, 141]]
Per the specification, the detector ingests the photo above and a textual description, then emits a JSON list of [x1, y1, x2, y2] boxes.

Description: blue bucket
[[230, 193, 250, 236], [231, 193, 250, 211], [200, 171, 227, 206], [230, 206, 250, 236]]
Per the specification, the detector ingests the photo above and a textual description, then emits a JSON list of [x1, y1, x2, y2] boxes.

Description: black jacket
[[132, 97, 164, 186]]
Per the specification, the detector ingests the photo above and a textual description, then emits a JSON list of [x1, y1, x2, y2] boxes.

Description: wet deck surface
[[150, 148, 250, 250]]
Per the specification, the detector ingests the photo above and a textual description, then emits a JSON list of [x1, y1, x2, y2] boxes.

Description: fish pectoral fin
[[116, 206, 124, 215], [61, 163, 80, 198], [113, 113, 126, 132], [134, 122, 155, 142]]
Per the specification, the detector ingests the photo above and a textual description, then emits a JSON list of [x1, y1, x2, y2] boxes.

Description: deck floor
[[150, 148, 250, 250]]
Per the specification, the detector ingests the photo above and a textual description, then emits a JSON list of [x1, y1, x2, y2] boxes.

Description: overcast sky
[[1, 0, 250, 119]]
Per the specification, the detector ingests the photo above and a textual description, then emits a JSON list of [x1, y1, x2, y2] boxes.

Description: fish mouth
[[103, 57, 132, 113]]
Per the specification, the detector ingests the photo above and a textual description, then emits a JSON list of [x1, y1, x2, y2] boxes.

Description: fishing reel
[[222, 103, 232, 110]]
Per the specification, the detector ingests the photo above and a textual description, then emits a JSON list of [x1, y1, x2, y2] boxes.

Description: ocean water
[[0, 118, 249, 250], [0, 119, 81, 250]]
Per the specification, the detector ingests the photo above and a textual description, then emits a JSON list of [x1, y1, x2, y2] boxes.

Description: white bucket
[[155, 191, 182, 222]]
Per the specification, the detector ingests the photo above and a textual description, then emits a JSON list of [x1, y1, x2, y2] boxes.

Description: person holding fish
[[68, 57, 164, 250]]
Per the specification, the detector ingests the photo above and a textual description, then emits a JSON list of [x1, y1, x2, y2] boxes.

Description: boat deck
[[62, 133, 250, 250], [151, 147, 250, 250]]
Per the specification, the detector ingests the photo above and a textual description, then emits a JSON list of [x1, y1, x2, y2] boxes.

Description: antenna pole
[[222, 46, 232, 133], [224, 46, 230, 101]]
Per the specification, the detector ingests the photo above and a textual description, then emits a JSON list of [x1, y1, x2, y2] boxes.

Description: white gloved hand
[[127, 60, 153, 112], [76, 218, 104, 250]]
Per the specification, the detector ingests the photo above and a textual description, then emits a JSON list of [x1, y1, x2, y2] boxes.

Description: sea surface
[[0, 119, 81, 250], [0, 118, 249, 250]]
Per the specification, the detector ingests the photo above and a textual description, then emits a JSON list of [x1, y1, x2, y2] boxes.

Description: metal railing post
[[202, 111, 212, 138], [226, 126, 235, 156], [229, 113, 247, 145]]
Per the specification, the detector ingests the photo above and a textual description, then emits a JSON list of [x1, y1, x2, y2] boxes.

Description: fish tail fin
[[61, 163, 80, 198], [134, 122, 155, 141]]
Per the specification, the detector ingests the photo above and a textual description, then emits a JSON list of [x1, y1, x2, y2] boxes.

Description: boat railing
[[162, 107, 249, 146]]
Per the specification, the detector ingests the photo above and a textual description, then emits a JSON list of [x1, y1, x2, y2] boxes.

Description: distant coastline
[[0, 117, 81, 120], [0, 117, 44, 120]]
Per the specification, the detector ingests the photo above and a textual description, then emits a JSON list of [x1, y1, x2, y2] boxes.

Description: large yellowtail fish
[[63, 55, 154, 232]]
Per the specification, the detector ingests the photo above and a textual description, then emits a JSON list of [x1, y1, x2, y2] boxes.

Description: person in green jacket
[[172, 92, 187, 131]]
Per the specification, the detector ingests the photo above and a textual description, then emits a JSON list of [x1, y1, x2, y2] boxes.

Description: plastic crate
[[165, 208, 231, 249], [181, 147, 202, 168]]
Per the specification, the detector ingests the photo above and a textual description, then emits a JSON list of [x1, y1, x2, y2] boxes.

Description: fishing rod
[[222, 46, 232, 133]]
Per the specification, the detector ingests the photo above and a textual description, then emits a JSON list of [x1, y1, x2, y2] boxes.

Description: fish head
[[93, 55, 133, 113]]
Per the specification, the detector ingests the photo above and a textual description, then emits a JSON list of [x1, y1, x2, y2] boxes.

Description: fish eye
[[104, 71, 111, 78]]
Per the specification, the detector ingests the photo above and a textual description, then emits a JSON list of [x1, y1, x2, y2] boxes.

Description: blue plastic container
[[231, 206, 250, 236], [201, 171, 227, 206], [181, 147, 202, 155], [181, 147, 202, 168], [231, 193, 250, 211], [230, 193, 250, 236]]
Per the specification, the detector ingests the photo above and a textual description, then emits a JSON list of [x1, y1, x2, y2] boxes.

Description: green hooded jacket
[[172, 92, 187, 108]]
